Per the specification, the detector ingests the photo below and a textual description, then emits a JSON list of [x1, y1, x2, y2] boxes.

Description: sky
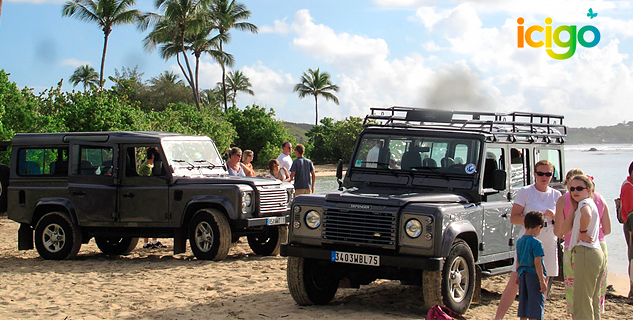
[[1, 0, 633, 128]]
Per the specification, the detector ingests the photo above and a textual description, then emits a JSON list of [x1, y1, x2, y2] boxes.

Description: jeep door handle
[[123, 193, 135, 198], [72, 191, 86, 196]]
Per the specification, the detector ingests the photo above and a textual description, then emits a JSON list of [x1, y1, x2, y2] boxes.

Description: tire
[[95, 237, 139, 255], [0, 163, 9, 213], [34, 212, 82, 260], [247, 225, 288, 256], [189, 209, 231, 261], [287, 257, 339, 305], [441, 239, 475, 314]]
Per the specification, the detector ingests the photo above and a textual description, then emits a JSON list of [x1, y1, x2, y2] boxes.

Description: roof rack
[[363, 106, 567, 144]]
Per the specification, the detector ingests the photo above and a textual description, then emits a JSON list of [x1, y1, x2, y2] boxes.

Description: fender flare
[[440, 220, 479, 259], [34, 198, 78, 225], [183, 195, 236, 223]]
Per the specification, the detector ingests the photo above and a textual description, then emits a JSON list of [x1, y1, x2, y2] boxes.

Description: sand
[[1, 216, 632, 320]]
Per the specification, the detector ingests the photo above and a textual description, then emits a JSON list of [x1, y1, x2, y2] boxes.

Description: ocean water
[[313, 143, 633, 276]]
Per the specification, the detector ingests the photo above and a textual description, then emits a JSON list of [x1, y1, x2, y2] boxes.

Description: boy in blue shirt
[[516, 211, 547, 320]]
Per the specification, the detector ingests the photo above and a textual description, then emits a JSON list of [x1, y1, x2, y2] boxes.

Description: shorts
[[512, 225, 558, 277], [295, 189, 312, 195], [624, 217, 633, 260], [518, 272, 545, 320]]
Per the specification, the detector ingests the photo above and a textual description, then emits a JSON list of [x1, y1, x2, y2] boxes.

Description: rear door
[[481, 146, 513, 256], [68, 142, 118, 224]]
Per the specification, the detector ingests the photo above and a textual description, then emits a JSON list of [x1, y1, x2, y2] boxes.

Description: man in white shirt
[[365, 140, 381, 168], [277, 142, 293, 172]]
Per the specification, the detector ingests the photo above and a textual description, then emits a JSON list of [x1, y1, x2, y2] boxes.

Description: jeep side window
[[78, 147, 113, 176], [17, 148, 68, 176], [510, 148, 528, 188], [535, 148, 562, 182], [127, 146, 165, 177], [483, 147, 504, 189]]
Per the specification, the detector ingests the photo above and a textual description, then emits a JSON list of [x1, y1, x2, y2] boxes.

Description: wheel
[[34, 212, 82, 260], [188, 209, 231, 261], [422, 270, 442, 310], [95, 237, 139, 255], [247, 225, 288, 256], [441, 239, 475, 314], [287, 257, 339, 305]]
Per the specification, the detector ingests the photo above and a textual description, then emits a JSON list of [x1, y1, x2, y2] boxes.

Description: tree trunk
[[177, 30, 199, 111], [0, 0, 4, 23], [100, 28, 111, 88], [194, 55, 201, 112], [314, 95, 319, 126], [220, 40, 228, 112]]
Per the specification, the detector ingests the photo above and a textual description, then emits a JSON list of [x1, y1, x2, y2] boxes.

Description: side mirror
[[492, 169, 507, 191], [336, 159, 343, 190]]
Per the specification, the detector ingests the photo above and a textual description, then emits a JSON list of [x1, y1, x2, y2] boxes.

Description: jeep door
[[117, 145, 169, 223], [480, 146, 513, 256], [68, 142, 118, 224]]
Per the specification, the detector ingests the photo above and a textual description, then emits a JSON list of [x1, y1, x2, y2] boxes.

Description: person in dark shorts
[[517, 211, 547, 320], [620, 161, 633, 299]]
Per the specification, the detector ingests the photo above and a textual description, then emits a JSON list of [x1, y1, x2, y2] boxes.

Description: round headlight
[[243, 193, 252, 207], [405, 219, 422, 238], [305, 210, 321, 229]]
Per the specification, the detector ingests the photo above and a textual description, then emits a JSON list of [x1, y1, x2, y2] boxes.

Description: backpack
[[616, 179, 633, 224], [425, 305, 466, 320]]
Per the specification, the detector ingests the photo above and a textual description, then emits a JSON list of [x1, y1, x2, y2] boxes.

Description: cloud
[[259, 18, 290, 35], [7, 0, 65, 4], [61, 59, 91, 68]]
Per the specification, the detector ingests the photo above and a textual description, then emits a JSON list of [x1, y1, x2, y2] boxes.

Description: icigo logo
[[517, 17, 601, 60]]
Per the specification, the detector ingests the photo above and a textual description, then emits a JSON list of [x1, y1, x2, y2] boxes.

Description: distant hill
[[283, 122, 313, 143], [567, 121, 633, 144], [283, 120, 633, 145]]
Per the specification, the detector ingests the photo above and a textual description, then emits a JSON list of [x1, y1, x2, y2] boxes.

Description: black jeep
[[0, 131, 293, 260]]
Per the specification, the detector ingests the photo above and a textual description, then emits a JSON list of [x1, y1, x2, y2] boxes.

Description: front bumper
[[281, 243, 443, 271], [237, 214, 290, 228]]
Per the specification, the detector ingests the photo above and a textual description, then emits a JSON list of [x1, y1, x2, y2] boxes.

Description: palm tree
[[208, 0, 257, 112], [223, 70, 253, 105], [142, 0, 231, 111], [62, 0, 141, 87], [70, 65, 100, 91], [150, 70, 184, 86], [293, 68, 340, 125], [0, 0, 4, 24]]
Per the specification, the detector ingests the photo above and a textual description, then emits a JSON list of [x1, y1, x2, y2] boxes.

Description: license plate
[[331, 251, 380, 266], [266, 216, 286, 225]]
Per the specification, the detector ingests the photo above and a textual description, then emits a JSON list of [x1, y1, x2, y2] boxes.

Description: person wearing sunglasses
[[242, 150, 256, 177], [495, 160, 561, 320], [560, 175, 606, 320], [555, 169, 611, 316], [226, 147, 254, 177]]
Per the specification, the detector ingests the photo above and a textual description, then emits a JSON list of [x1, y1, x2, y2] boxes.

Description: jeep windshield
[[352, 133, 481, 176], [161, 139, 225, 177]]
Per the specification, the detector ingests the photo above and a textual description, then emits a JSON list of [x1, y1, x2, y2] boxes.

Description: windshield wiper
[[194, 159, 218, 169], [171, 159, 195, 170]]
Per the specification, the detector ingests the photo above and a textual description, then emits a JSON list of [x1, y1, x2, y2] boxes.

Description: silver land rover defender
[[281, 107, 567, 314]]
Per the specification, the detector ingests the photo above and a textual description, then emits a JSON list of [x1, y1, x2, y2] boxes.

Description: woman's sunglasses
[[535, 171, 552, 177], [569, 186, 587, 192]]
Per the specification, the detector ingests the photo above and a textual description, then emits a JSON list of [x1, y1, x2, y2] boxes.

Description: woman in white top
[[561, 175, 606, 320], [226, 147, 254, 177], [494, 160, 561, 320]]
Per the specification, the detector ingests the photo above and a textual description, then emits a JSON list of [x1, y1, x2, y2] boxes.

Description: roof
[[9, 131, 209, 146]]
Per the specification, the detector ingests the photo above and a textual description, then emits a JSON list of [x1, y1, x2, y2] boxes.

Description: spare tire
[[0, 163, 9, 213]]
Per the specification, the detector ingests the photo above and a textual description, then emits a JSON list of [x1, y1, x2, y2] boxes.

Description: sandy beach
[[0, 214, 631, 320]]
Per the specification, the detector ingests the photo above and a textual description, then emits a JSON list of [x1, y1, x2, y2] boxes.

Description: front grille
[[323, 208, 397, 248], [258, 187, 288, 216]]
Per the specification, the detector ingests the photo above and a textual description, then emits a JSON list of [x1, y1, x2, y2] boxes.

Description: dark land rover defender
[[0, 132, 293, 261], [281, 107, 567, 314]]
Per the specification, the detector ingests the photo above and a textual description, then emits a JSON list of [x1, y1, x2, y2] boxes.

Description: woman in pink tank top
[[554, 169, 612, 315]]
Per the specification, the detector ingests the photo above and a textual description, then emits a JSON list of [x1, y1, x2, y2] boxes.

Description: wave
[[565, 143, 633, 152]]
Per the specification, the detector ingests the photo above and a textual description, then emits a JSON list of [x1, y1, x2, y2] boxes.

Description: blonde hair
[[564, 168, 584, 185]]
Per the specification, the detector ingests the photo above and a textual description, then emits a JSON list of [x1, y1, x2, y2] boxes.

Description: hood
[[324, 188, 471, 206]]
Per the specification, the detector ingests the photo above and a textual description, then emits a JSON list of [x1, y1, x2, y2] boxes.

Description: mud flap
[[173, 227, 187, 254], [471, 264, 482, 304], [18, 223, 34, 250]]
